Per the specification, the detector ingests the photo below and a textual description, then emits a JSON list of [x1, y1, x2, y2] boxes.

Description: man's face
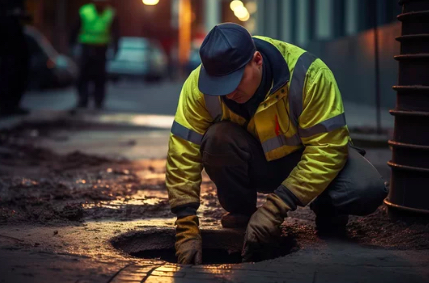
[[225, 52, 263, 104]]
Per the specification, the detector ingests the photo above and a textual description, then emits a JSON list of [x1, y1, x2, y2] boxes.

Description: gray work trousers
[[200, 121, 388, 217]]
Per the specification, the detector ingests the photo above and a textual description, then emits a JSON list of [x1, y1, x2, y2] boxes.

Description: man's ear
[[253, 51, 263, 67]]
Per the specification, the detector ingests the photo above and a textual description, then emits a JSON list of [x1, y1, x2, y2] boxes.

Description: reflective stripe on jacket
[[166, 36, 351, 210], [78, 3, 115, 45]]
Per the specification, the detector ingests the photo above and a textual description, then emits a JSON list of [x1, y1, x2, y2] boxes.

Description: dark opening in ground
[[111, 228, 297, 265]]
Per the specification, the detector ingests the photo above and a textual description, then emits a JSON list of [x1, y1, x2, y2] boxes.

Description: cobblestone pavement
[[2, 247, 428, 283]]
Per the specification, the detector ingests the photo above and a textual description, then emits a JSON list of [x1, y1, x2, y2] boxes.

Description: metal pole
[[373, 0, 382, 135], [178, 0, 191, 74], [386, 0, 429, 218]]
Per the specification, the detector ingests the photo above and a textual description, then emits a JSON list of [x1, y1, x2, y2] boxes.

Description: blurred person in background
[[165, 23, 388, 264], [0, 0, 31, 117], [70, 0, 119, 110]]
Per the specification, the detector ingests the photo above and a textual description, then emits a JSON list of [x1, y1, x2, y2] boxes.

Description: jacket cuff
[[172, 203, 199, 218], [273, 185, 302, 211]]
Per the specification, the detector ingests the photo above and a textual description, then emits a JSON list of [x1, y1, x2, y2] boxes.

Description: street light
[[230, 0, 250, 22], [233, 5, 249, 21], [238, 13, 250, 22], [142, 0, 159, 5], [230, 0, 243, 11]]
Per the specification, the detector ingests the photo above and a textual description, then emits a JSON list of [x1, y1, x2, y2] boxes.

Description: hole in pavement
[[111, 228, 297, 264], [133, 248, 242, 265]]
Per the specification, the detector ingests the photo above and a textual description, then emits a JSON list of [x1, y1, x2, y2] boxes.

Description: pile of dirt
[[283, 205, 429, 250], [347, 205, 429, 249], [0, 138, 171, 225]]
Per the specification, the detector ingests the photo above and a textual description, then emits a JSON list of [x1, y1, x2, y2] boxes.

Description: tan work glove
[[175, 215, 202, 264], [242, 193, 290, 262]]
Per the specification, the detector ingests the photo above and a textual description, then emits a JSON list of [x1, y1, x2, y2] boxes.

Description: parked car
[[185, 46, 201, 75], [106, 37, 168, 82], [24, 26, 78, 90]]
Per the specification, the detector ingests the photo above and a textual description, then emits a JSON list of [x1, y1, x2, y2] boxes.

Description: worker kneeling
[[166, 23, 388, 264]]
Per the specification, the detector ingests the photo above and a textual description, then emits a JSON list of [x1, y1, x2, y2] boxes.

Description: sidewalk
[[3, 85, 395, 132], [2, 87, 419, 283], [1, 218, 428, 283]]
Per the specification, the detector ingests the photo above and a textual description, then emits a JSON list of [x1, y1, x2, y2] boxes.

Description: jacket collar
[[253, 37, 290, 94]]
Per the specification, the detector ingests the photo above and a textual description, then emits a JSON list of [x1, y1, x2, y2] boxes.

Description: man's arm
[[166, 68, 213, 216], [242, 60, 349, 262], [166, 68, 213, 265], [277, 63, 350, 207]]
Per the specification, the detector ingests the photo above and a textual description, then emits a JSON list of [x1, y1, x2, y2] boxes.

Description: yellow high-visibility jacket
[[166, 36, 351, 211], [79, 3, 115, 45]]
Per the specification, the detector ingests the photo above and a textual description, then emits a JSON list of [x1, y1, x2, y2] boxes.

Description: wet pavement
[[0, 83, 428, 282]]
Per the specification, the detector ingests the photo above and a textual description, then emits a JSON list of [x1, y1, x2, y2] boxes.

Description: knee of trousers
[[330, 149, 389, 216], [345, 177, 388, 216], [200, 121, 252, 167], [312, 179, 388, 217]]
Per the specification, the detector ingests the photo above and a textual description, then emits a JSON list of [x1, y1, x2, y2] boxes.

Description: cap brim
[[198, 65, 245, 96]]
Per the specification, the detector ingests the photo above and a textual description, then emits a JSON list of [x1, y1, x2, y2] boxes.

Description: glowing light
[[238, 13, 250, 22], [230, 0, 243, 11], [245, 1, 257, 14], [142, 0, 159, 5], [234, 5, 248, 19]]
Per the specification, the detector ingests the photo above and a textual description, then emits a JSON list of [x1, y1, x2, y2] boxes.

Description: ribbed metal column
[[385, 0, 429, 217]]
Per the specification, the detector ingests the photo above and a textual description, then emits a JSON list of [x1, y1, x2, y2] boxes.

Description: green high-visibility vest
[[78, 3, 115, 45]]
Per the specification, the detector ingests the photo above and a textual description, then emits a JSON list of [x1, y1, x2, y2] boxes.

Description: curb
[[350, 132, 390, 148], [0, 110, 174, 131], [1, 110, 391, 148]]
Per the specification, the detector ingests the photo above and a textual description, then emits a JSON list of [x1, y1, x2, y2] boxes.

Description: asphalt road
[[22, 80, 184, 115]]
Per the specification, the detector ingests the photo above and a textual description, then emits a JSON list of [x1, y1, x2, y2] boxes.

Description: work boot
[[221, 212, 252, 228], [315, 214, 349, 236]]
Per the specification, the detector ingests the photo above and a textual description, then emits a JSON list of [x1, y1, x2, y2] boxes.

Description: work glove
[[242, 193, 290, 262], [175, 215, 202, 265]]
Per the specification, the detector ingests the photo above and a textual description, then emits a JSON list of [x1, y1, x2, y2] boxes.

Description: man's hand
[[175, 215, 202, 264], [242, 194, 290, 262]]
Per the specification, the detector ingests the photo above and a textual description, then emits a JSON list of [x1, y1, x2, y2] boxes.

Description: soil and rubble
[[0, 121, 428, 257]]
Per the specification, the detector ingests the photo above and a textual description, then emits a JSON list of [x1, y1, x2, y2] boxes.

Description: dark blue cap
[[198, 23, 256, 96]]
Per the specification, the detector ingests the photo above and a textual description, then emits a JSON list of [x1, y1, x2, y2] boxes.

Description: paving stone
[[126, 265, 156, 274], [144, 277, 176, 283], [146, 277, 221, 283], [110, 276, 143, 283], [110, 273, 146, 282], [182, 272, 221, 281], [150, 270, 186, 277], [154, 265, 184, 272], [191, 269, 232, 276]]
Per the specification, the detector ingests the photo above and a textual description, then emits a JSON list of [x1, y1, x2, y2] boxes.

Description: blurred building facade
[[254, 0, 402, 109], [23, 0, 402, 109]]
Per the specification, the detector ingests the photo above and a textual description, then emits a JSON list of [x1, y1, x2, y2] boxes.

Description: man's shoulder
[[253, 36, 305, 52], [182, 66, 204, 98], [253, 36, 311, 63]]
